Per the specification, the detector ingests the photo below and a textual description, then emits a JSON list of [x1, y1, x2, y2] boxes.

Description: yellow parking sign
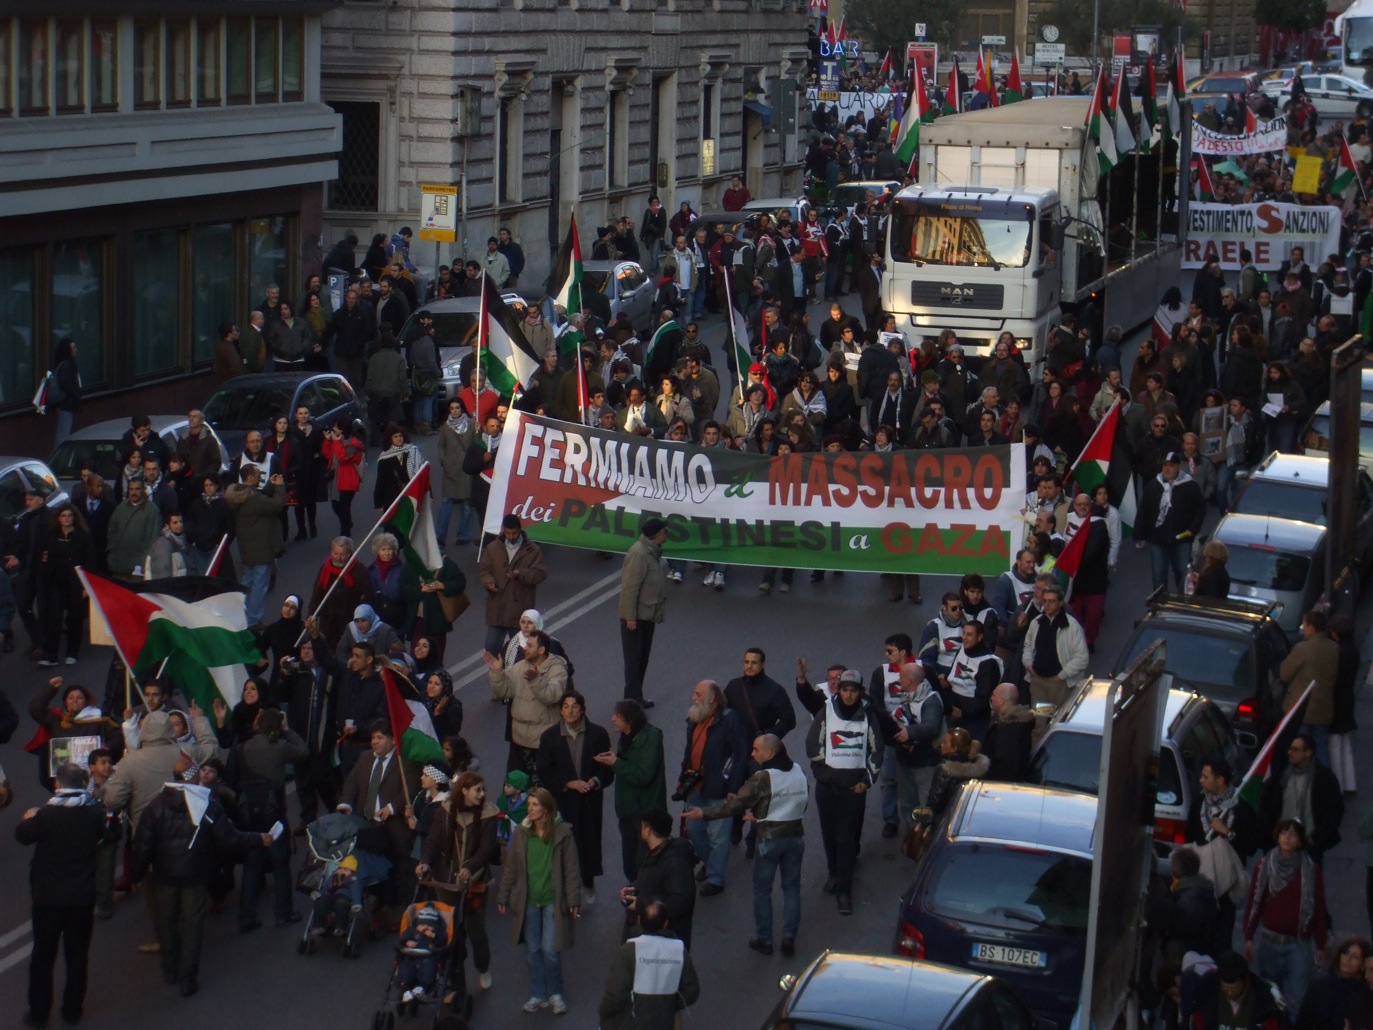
[[420, 184, 459, 242]]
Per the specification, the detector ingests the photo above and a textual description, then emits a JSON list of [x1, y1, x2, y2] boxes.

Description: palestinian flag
[[479, 274, 540, 396], [1195, 157, 1215, 202], [1087, 68, 1118, 174], [552, 215, 585, 356], [1111, 70, 1137, 157], [1333, 136, 1360, 198], [644, 318, 680, 370], [79, 570, 262, 712], [1164, 58, 1184, 143], [1237, 682, 1313, 809], [382, 665, 446, 765], [943, 59, 962, 117], [1054, 511, 1093, 593], [724, 274, 753, 403], [1068, 400, 1137, 536], [1002, 50, 1025, 104], [381, 462, 443, 577], [878, 48, 895, 83], [894, 68, 932, 171], [1136, 61, 1158, 154]]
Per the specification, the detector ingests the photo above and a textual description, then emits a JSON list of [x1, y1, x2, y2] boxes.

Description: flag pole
[[295, 461, 433, 646], [476, 273, 488, 394], [206, 533, 230, 578]]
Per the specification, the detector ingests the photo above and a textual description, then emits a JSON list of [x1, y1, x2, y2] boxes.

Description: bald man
[[983, 683, 1036, 782]]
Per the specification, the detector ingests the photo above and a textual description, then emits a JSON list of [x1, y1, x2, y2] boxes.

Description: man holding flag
[[1054, 494, 1110, 651]]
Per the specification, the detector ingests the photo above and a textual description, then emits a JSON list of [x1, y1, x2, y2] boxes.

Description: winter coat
[[421, 799, 500, 886], [366, 346, 409, 400], [488, 653, 568, 749], [983, 705, 1036, 782], [926, 751, 991, 815], [496, 819, 581, 950], [1279, 633, 1340, 727], [373, 443, 420, 512], [806, 693, 886, 789], [678, 706, 750, 801], [619, 536, 667, 623], [130, 785, 264, 887], [15, 797, 107, 907], [537, 718, 613, 879], [1135, 475, 1205, 547], [724, 673, 797, 740], [478, 534, 547, 629], [106, 499, 161, 576], [400, 557, 467, 638], [224, 481, 284, 566], [309, 559, 373, 651], [629, 836, 697, 946], [101, 712, 209, 831], [612, 725, 667, 820], [27, 681, 123, 760], [322, 433, 365, 496], [437, 419, 476, 502], [599, 933, 701, 1030]]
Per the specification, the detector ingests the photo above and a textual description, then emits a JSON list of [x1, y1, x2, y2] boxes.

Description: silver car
[[581, 260, 655, 334], [1202, 513, 1329, 641], [1261, 73, 1373, 118], [48, 416, 230, 493], [399, 293, 529, 403], [0, 457, 69, 527], [1302, 399, 1373, 476]]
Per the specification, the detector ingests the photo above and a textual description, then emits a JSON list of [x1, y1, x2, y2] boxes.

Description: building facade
[[319, 0, 811, 289], [0, 0, 339, 452]]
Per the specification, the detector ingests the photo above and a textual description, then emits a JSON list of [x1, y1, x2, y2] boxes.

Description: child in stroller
[[298, 811, 392, 955], [397, 900, 452, 1004]]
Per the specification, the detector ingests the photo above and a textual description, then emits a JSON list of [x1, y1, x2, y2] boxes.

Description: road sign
[[982, 34, 1006, 46], [1034, 42, 1066, 65], [419, 184, 458, 243], [913, 22, 926, 37]]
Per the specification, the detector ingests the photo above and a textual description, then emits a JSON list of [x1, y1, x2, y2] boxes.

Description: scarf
[[505, 610, 545, 667], [48, 788, 98, 808], [1198, 785, 1240, 841], [318, 559, 359, 593], [1154, 470, 1192, 527], [480, 431, 501, 452], [349, 603, 383, 642], [446, 412, 471, 436], [791, 388, 827, 418], [424, 669, 454, 715], [878, 389, 905, 433], [1254, 847, 1316, 937]]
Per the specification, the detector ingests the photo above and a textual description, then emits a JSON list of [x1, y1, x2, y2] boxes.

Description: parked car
[[1202, 514, 1336, 640], [1229, 451, 1373, 574], [1111, 589, 1289, 748], [48, 416, 230, 493], [397, 292, 528, 404], [202, 373, 360, 456], [894, 783, 1096, 1029], [1260, 73, 1373, 118], [1027, 679, 1249, 862], [762, 951, 1047, 1030], [581, 260, 655, 333], [0, 457, 68, 528], [1187, 73, 1262, 96], [1301, 399, 1373, 476]]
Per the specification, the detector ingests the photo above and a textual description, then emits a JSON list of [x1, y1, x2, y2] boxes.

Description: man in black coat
[[856, 250, 885, 334], [1136, 453, 1205, 593], [1186, 756, 1260, 952], [16, 763, 107, 1027], [537, 691, 614, 904], [724, 648, 797, 857], [318, 288, 377, 394], [619, 809, 697, 948], [983, 683, 1035, 782], [281, 636, 340, 829], [1257, 731, 1344, 863]]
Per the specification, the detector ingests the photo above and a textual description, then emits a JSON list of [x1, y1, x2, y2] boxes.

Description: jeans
[[878, 749, 900, 824], [753, 836, 804, 942], [815, 782, 866, 893], [397, 954, 439, 990], [644, 238, 663, 274], [1255, 933, 1314, 1014], [825, 258, 844, 298], [685, 790, 732, 886], [413, 394, 435, 429], [1149, 541, 1191, 591], [880, 752, 926, 827], [1216, 464, 1238, 510], [620, 619, 656, 701], [54, 409, 74, 449], [1299, 723, 1331, 768], [435, 497, 475, 547], [239, 831, 294, 926], [690, 277, 708, 321], [240, 562, 271, 627], [28, 903, 94, 1021], [522, 903, 563, 1001]]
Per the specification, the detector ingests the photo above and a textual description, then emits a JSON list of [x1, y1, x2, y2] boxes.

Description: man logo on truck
[[940, 286, 975, 305]]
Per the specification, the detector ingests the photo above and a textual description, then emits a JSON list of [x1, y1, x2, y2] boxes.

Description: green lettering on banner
[[482, 411, 1027, 575]]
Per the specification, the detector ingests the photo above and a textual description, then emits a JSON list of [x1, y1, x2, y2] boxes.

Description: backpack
[[231, 745, 284, 833]]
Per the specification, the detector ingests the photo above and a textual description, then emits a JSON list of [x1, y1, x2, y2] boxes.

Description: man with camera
[[280, 637, 339, 831], [678, 681, 749, 897]]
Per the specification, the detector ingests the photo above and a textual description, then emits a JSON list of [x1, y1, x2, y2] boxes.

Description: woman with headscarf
[[337, 602, 400, 665], [256, 594, 305, 705], [409, 635, 442, 677], [421, 668, 463, 741], [212, 676, 269, 748]]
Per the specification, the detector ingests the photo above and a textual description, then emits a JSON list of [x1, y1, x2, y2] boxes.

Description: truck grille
[[909, 281, 1005, 310]]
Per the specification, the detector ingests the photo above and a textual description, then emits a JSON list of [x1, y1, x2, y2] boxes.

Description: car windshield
[[203, 386, 294, 430], [410, 312, 479, 351], [1027, 733, 1101, 794], [1349, 16, 1373, 66], [1117, 627, 1255, 698], [49, 438, 124, 482], [925, 845, 1091, 933], [1225, 546, 1313, 592], [890, 199, 1034, 268], [1303, 414, 1373, 455], [1233, 480, 1326, 523]]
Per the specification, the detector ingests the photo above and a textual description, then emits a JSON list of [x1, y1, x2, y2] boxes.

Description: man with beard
[[307, 536, 372, 651], [677, 681, 749, 897]]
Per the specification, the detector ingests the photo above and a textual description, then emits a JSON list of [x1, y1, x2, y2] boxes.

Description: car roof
[[1249, 452, 1331, 486], [1050, 679, 1197, 738], [949, 783, 1097, 857], [0, 455, 57, 470], [1141, 590, 1280, 627], [781, 952, 988, 1029], [1213, 513, 1326, 550], [413, 297, 481, 314], [742, 196, 806, 209], [63, 416, 188, 440], [1310, 399, 1373, 422], [214, 373, 337, 389]]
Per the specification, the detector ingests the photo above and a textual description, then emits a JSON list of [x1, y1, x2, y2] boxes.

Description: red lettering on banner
[[805, 456, 832, 507], [917, 523, 945, 553], [831, 454, 858, 507], [948, 524, 976, 556], [913, 454, 941, 507], [944, 456, 971, 508], [1256, 203, 1283, 234], [980, 525, 1010, 559], [972, 454, 1006, 510], [768, 454, 804, 506], [882, 523, 912, 554], [857, 454, 885, 508], [888, 457, 914, 508]]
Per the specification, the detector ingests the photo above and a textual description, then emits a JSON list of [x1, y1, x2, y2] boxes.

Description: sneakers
[[137, 942, 160, 954], [713, 573, 725, 592], [401, 990, 414, 1005], [64, 657, 77, 665], [522, 998, 549, 1013], [582, 888, 596, 907], [702, 570, 716, 586], [779, 582, 791, 593], [668, 569, 683, 583], [550, 995, 568, 1016], [411, 985, 426, 998], [37, 659, 58, 668], [758, 581, 771, 594], [479, 971, 493, 990]]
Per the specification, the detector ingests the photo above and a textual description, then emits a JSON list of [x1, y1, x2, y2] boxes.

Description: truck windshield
[[1347, 17, 1373, 66], [890, 201, 1034, 268]]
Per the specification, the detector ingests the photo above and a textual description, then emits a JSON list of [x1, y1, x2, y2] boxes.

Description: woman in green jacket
[[592, 699, 667, 881], [496, 787, 581, 1016]]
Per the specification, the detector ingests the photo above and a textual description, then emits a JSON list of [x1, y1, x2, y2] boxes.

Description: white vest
[[879, 664, 905, 720], [1001, 570, 1036, 610], [930, 618, 965, 674], [822, 698, 869, 769], [631, 933, 686, 996], [947, 648, 1002, 699], [761, 765, 809, 823]]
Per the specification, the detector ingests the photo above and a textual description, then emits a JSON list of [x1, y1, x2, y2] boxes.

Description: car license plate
[[972, 943, 1046, 968]]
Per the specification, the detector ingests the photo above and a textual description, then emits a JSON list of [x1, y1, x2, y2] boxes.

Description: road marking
[[0, 942, 32, 975], [0, 922, 31, 949]]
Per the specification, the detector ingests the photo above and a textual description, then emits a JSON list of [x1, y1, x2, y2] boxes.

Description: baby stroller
[[372, 885, 473, 1027], [296, 811, 392, 958]]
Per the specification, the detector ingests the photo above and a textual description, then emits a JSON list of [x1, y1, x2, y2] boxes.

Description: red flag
[[1245, 105, 1257, 134], [1003, 50, 1025, 103], [1194, 157, 1215, 202], [1055, 513, 1092, 580]]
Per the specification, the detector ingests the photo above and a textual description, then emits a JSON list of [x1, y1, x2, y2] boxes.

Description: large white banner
[[806, 88, 897, 122], [1182, 202, 1342, 270], [1192, 116, 1288, 156]]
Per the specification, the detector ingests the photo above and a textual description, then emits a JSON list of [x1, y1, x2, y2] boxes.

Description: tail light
[[1234, 699, 1258, 724], [896, 920, 926, 959], [1153, 817, 1188, 845]]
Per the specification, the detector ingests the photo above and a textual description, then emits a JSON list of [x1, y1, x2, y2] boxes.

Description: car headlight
[[443, 360, 464, 378]]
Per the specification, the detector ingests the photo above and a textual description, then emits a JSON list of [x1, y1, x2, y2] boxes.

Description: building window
[[248, 217, 290, 303], [496, 100, 525, 204], [0, 247, 35, 407], [254, 18, 278, 103], [55, 21, 84, 114], [0, 22, 11, 116], [197, 20, 221, 106], [51, 239, 107, 389], [327, 100, 380, 212], [608, 90, 628, 189], [90, 21, 117, 110], [166, 19, 192, 106], [134, 20, 161, 109], [19, 19, 49, 115], [193, 224, 235, 366], [281, 17, 303, 101], [226, 18, 250, 104], [132, 229, 183, 376], [702, 82, 715, 140]]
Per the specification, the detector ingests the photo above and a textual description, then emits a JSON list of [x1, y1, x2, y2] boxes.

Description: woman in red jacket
[[320, 418, 365, 537]]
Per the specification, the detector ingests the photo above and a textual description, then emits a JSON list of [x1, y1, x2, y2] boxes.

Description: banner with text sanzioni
[[483, 411, 1025, 574], [1182, 202, 1342, 270]]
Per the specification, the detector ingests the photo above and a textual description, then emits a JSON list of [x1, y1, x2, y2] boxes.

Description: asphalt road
[[0, 292, 1370, 1030]]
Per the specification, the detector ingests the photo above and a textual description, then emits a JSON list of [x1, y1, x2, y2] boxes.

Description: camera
[[282, 658, 301, 672], [671, 769, 703, 803]]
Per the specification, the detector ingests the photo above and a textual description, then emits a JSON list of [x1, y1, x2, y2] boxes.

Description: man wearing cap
[[1136, 451, 1205, 592], [806, 669, 888, 915], [619, 519, 668, 708]]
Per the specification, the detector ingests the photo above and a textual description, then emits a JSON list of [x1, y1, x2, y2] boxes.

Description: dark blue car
[[894, 783, 1097, 1029]]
